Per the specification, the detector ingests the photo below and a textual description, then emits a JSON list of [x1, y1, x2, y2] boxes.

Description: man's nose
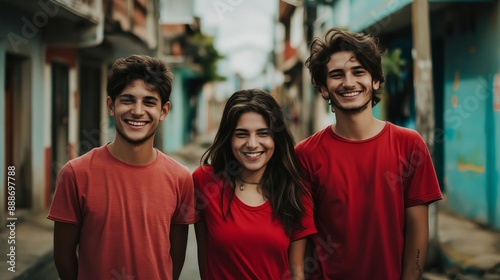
[[342, 74, 356, 88], [131, 102, 145, 115]]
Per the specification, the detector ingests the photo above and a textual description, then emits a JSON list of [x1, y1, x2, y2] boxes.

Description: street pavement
[[1, 138, 499, 279]]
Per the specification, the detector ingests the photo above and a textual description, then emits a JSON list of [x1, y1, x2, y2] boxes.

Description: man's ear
[[106, 96, 115, 117], [159, 101, 171, 121], [373, 80, 380, 91], [320, 86, 330, 100]]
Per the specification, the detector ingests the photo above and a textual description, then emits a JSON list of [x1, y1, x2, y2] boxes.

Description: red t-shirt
[[48, 145, 197, 280], [295, 122, 442, 280], [193, 166, 317, 280]]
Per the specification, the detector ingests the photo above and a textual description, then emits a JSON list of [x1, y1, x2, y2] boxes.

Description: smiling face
[[107, 79, 170, 146], [321, 51, 380, 114], [231, 111, 275, 180]]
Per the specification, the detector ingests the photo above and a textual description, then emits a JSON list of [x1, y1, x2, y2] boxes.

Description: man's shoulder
[[296, 126, 330, 152], [65, 146, 107, 169], [387, 122, 424, 142], [156, 151, 191, 174], [384, 122, 430, 155]]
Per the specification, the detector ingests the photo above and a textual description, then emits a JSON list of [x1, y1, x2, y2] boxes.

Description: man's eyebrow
[[119, 94, 136, 99], [143, 96, 159, 101], [118, 94, 159, 102], [327, 68, 343, 75], [351, 65, 366, 71], [327, 65, 366, 74]]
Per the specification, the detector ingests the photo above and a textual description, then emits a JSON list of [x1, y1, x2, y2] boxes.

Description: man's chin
[[117, 131, 155, 146], [333, 99, 372, 114]]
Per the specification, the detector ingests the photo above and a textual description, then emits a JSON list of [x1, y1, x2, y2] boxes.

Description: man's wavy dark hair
[[305, 28, 386, 107], [107, 54, 173, 106]]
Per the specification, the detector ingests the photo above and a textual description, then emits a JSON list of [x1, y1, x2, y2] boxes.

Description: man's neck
[[107, 138, 157, 165], [332, 109, 385, 141]]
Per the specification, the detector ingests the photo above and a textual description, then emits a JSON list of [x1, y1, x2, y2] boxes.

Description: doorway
[[5, 54, 32, 209]]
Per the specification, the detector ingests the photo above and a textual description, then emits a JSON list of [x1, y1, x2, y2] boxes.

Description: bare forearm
[[194, 221, 207, 279], [170, 224, 188, 280], [53, 222, 80, 280], [290, 265, 305, 280], [402, 244, 427, 279], [401, 205, 429, 280], [289, 239, 307, 280], [54, 253, 78, 280]]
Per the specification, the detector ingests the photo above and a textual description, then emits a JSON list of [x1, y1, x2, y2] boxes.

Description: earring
[[328, 99, 335, 113]]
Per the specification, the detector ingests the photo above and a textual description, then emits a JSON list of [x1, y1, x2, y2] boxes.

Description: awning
[[349, 0, 412, 32]]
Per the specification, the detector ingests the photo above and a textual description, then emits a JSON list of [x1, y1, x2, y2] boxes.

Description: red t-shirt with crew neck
[[295, 122, 442, 280], [48, 145, 197, 280], [193, 165, 317, 280]]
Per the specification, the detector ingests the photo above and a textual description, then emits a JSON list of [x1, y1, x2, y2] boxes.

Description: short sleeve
[[291, 193, 317, 241], [172, 171, 199, 224], [47, 163, 82, 225], [404, 134, 443, 207]]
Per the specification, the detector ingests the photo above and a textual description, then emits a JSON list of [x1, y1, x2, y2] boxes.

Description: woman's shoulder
[[193, 165, 213, 176], [193, 165, 222, 183]]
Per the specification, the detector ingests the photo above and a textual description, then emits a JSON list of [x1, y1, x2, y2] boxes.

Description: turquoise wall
[[348, 0, 496, 33], [443, 4, 499, 227], [162, 68, 197, 153], [489, 1, 500, 228], [162, 69, 187, 153], [348, 0, 412, 32]]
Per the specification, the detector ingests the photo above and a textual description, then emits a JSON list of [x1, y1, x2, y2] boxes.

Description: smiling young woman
[[193, 89, 316, 280]]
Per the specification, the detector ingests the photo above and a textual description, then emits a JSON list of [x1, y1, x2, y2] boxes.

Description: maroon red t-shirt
[[295, 122, 442, 280], [193, 166, 317, 280]]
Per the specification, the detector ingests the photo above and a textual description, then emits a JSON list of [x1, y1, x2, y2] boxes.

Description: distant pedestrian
[[48, 54, 197, 280], [193, 89, 316, 279], [296, 27, 443, 279]]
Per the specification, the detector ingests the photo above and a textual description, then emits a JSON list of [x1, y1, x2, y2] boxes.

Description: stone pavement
[[0, 210, 54, 280], [434, 207, 500, 279], [1, 138, 499, 279]]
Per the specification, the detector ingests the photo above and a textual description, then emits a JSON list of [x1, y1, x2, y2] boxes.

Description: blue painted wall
[[348, 0, 412, 32], [443, 3, 499, 227], [162, 68, 199, 153], [162, 69, 187, 153]]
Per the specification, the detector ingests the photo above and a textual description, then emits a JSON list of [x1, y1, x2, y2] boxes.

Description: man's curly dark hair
[[305, 28, 386, 107]]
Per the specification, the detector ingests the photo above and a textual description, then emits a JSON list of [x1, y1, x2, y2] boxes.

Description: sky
[[193, 0, 278, 81]]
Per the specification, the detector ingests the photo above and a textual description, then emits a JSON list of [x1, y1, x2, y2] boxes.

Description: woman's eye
[[258, 132, 270, 137]]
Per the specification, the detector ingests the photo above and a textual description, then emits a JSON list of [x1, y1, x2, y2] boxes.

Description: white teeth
[[127, 121, 146, 126], [245, 153, 261, 158], [341, 91, 361, 97]]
